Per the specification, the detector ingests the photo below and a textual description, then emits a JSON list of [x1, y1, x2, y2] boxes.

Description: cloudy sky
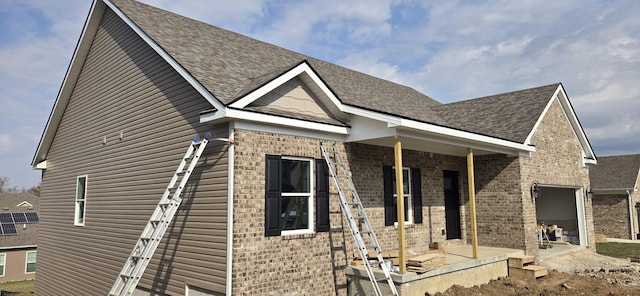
[[1, 0, 639, 189]]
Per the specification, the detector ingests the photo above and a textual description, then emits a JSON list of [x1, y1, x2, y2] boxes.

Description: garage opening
[[534, 186, 588, 246]]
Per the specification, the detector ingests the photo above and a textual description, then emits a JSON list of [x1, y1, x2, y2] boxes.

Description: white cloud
[[0, 135, 11, 155]]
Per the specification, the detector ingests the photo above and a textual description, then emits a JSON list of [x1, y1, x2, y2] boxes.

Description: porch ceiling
[[353, 130, 530, 157]]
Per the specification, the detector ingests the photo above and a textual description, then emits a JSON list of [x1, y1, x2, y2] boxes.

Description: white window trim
[[393, 167, 413, 225], [281, 156, 315, 236], [75, 175, 88, 226], [25, 251, 36, 274], [0, 253, 5, 277]]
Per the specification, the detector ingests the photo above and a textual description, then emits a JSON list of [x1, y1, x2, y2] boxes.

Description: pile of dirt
[[429, 270, 638, 295], [430, 248, 640, 296]]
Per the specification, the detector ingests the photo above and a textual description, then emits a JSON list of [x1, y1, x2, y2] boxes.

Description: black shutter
[[265, 155, 282, 236], [383, 166, 396, 226], [411, 167, 423, 224], [316, 159, 330, 232]]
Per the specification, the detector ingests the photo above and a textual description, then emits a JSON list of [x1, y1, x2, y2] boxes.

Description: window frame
[[279, 156, 315, 235], [0, 253, 5, 277], [25, 251, 36, 274], [75, 175, 88, 226], [383, 166, 422, 226], [265, 155, 330, 237], [392, 167, 413, 225]]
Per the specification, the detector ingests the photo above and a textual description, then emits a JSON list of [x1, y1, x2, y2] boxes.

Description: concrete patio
[[346, 245, 525, 296]]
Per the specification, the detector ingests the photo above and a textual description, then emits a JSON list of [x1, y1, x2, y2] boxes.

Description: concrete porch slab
[[346, 245, 524, 296]]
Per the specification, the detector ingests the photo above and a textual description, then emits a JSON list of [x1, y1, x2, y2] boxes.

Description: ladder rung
[[375, 277, 391, 282]]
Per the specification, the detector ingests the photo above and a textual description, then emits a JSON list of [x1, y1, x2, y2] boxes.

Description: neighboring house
[[0, 193, 39, 283], [590, 154, 640, 240], [31, 0, 597, 295]]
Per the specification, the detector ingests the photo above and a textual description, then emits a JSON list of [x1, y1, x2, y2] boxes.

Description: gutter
[[0, 245, 37, 251]]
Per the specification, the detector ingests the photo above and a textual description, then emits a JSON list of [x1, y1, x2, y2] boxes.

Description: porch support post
[[394, 137, 407, 273], [467, 148, 479, 259]]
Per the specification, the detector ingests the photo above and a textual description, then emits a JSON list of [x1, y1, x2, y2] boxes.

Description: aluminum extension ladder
[[109, 134, 210, 296], [320, 142, 398, 296]]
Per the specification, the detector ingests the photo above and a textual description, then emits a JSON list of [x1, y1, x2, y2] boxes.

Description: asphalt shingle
[[590, 154, 640, 190]]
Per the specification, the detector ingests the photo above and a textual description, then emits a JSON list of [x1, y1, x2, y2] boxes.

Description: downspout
[[628, 190, 635, 240]]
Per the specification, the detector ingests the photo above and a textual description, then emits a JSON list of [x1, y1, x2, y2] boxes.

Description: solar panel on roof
[[0, 223, 17, 235], [12, 212, 27, 223], [0, 213, 13, 224], [25, 212, 39, 223]]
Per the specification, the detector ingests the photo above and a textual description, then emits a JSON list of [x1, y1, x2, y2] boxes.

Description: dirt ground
[[430, 248, 640, 296]]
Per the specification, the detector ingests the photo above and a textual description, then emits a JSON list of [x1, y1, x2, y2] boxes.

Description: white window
[[280, 157, 314, 234], [25, 251, 36, 273], [75, 175, 87, 226], [0, 253, 5, 276], [392, 167, 412, 224]]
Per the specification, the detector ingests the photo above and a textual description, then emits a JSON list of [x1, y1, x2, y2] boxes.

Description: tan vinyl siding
[[36, 9, 228, 296]]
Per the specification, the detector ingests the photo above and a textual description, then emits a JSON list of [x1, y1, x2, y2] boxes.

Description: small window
[[0, 253, 5, 276], [75, 176, 87, 226], [26, 251, 36, 273], [392, 168, 412, 224]]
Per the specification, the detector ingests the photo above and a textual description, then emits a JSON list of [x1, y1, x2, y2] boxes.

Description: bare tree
[[0, 176, 8, 193]]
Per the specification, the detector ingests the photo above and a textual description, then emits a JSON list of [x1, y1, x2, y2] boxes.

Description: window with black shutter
[[383, 166, 423, 225], [264, 155, 329, 236]]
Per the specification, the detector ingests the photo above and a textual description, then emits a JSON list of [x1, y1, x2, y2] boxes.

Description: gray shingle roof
[[110, 0, 443, 123], [590, 154, 640, 190], [109, 0, 564, 145], [432, 83, 560, 143], [0, 193, 39, 248]]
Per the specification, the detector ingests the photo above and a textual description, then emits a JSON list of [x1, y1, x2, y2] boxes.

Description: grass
[[596, 242, 640, 259], [0, 279, 34, 293]]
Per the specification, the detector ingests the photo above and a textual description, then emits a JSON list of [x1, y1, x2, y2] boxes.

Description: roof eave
[[31, 0, 105, 168]]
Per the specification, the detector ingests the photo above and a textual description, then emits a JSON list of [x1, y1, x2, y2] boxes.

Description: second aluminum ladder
[[320, 142, 398, 296]]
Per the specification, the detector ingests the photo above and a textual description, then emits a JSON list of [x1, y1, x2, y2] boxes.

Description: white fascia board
[[32, 0, 104, 167], [103, 0, 225, 113], [523, 90, 556, 146], [203, 108, 349, 135], [394, 118, 535, 154], [556, 86, 597, 161], [230, 62, 344, 111]]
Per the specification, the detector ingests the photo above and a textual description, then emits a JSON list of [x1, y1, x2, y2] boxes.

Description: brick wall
[[518, 98, 593, 255], [232, 129, 345, 295], [231, 130, 470, 294], [230, 97, 593, 293], [592, 194, 631, 239], [471, 154, 525, 250]]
